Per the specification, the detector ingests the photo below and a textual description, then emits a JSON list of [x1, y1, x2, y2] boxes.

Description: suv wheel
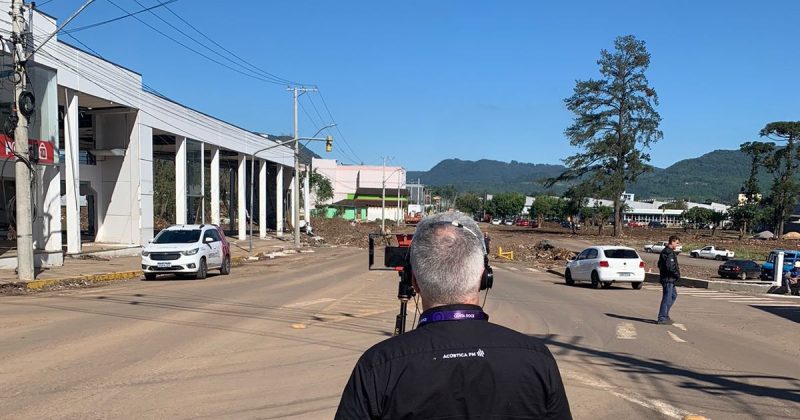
[[144, 273, 156, 281], [691, 252, 698, 258], [195, 258, 208, 279], [565, 269, 574, 286], [739, 272, 747, 280], [220, 254, 231, 275], [632, 282, 643, 290]]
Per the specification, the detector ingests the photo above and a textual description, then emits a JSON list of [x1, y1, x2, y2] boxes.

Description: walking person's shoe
[[656, 319, 673, 325]]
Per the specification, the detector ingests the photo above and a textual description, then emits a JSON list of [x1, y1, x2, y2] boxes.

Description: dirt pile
[[309, 218, 415, 248]]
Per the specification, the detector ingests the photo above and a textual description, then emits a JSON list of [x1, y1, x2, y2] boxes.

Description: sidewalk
[[0, 234, 302, 293]]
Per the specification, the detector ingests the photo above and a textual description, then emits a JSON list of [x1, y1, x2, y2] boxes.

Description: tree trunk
[[613, 197, 622, 237]]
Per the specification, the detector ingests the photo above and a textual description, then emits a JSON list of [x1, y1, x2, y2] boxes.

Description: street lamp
[[248, 127, 334, 252]]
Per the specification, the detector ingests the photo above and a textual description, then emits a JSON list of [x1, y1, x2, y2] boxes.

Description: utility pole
[[396, 172, 401, 226], [289, 86, 317, 247], [11, 0, 34, 280]]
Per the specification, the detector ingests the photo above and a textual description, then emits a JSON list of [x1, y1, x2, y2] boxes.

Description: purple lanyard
[[418, 310, 488, 327]]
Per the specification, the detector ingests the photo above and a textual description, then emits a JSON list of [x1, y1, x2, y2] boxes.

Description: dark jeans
[[658, 282, 677, 322]]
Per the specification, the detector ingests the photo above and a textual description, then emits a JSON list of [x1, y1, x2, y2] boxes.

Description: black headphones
[[402, 221, 494, 291]]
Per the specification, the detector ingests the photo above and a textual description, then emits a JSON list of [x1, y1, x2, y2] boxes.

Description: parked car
[[515, 219, 530, 227], [643, 241, 682, 254], [761, 249, 800, 281], [491, 218, 502, 225], [529, 220, 539, 228], [648, 221, 667, 228], [627, 221, 645, 228], [718, 259, 761, 280], [141, 224, 231, 280], [564, 246, 645, 289], [503, 219, 514, 225], [560, 220, 581, 230], [689, 245, 734, 260]]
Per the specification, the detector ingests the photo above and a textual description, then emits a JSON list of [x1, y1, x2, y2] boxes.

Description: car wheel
[[715, 255, 723, 261], [565, 269, 574, 286], [144, 273, 156, 281], [601, 281, 613, 289], [220, 254, 231, 275], [739, 272, 747, 280], [691, 252, 698, 258], [632, 282, 643, 290], [195, 258, 207, 279], [591, 271, 600, 289]]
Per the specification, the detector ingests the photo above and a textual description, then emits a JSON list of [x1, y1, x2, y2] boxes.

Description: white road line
[[747, 302, 800, 307], [507, 266, 519, 271], [283, 298, 336, 308], [562, 370, 697, 419], [615, 322, 637, 340], [667, 330, 687, 343], [709, 297, 771, 301], [526, 267, 539, 272], [672, 323, 687, 331]]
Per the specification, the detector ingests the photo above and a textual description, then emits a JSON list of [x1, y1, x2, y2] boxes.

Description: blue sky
[[38, 0, 800, 171]]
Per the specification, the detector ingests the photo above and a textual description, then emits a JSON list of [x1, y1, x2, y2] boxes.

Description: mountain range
[[407, 149, 767, 203]]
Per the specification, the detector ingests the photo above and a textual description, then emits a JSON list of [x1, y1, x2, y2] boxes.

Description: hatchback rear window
[[153, 229, 201, 244], [604, 249, 639, 259]]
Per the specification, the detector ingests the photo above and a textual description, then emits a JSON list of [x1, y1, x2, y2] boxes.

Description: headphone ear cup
[[480, 256, 494, 290]]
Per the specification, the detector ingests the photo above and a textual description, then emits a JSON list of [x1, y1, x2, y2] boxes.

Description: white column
[[136, 119, 154, 245], [175, 136, 187, 224], [276, 165, 284, 236], [304, 165, 311, 231], [259, 160, 267, 238], [210, 146, 220, 225], [63, 89, 81, 254], [237, 153, 246, 240], [290, 174, 297, 230]]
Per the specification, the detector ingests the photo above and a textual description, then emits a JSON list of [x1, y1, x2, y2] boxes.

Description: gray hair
[[409, 212, 486, 305]]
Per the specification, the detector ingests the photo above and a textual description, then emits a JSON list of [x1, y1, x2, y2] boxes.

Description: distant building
[[737, 193, 762, 204], [585, 197, 729, 226], [312, 158, 408, 221]]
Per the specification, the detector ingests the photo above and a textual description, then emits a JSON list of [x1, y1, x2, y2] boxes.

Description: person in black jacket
[[657, 235, 682, 324], [335, 212, 572, 419]]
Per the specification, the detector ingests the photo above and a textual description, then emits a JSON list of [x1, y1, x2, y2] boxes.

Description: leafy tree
[[709, 211, 727, 237], [658, 200, 688, 210], [559, 35, 662, 237], [682, 207, 714, 231], [300, 169, 334, 215], [486, 192, 525, 218], [728, 203, 758, 237], [591, 205, 614, 234], [739, 141, 774, 203], [455, 192, 483, 216], [529, 195, 562, 226], [760, 122, 800, 237]]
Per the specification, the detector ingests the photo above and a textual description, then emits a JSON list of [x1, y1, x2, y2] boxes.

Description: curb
[[543, 268, 772, 295], [3, 245, 298, 294]]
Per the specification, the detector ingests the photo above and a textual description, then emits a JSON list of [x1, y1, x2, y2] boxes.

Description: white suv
[[141, 224, 231, 280]]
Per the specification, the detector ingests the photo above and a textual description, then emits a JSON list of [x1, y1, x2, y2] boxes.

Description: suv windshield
[[153, 229, 202, 244], [604, 249, 639, 259]]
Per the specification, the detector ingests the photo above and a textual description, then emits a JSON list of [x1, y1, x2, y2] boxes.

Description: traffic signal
[[325, 135, 333, 152]]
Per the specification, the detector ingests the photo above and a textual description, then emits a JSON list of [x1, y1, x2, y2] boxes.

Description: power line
[[160, 2, 297, 86], [104, 0, 289, 86], [63, 0, 178, 34], [316, 89, 364, 164]]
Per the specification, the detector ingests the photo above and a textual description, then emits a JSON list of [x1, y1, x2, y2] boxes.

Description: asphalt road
[[1, 247, 798, 419]]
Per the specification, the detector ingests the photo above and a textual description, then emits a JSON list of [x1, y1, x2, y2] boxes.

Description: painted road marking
[[667, 331, 687, 343], [673, 323, 687, 331], [562, 370, 697, 419], [527, 267, 539, 272], [284, 298, 336, 308], [615, 322, 637, 340], [748, 302, 800, 307], [507, 266, 519, 271]]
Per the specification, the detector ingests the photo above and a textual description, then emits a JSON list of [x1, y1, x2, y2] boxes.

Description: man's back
[[335, 306, 571, 419]]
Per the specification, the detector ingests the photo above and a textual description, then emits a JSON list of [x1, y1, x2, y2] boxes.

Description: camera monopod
[[368, 232, 416, 336]]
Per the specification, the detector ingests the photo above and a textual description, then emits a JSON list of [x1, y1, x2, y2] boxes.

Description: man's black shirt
[[335, 304, 572, 419], [658, 246, 681, 283]]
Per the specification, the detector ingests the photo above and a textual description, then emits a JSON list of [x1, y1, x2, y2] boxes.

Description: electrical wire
[[316, 89, 364, 164], [63, 0, 178, 35]]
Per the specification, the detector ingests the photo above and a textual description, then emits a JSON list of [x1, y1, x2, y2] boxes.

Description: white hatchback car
[[565, 246, 645, 289], [141, 224, 231, 280]]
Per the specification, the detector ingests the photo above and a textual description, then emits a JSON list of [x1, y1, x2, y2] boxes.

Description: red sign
[[0, 134, 56, 165]]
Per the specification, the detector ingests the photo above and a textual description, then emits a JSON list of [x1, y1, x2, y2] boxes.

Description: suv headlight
[[141, 251, 151, 257], [182, 248, 199, 256]]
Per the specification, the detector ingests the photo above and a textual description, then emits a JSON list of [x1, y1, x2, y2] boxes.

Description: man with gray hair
[[335, 212, 572, 419]]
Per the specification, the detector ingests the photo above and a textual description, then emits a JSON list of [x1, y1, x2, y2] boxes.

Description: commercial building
[[312, 158, 407, 221], [0, 8, 301, 269]]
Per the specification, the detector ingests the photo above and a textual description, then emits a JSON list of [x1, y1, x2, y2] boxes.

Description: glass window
[[204, 229, 220, 242], [586, 249, 598, 259], [577, 249, 590, 260], [153, 229, 201, 244], [604, 249, 640, 259]]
